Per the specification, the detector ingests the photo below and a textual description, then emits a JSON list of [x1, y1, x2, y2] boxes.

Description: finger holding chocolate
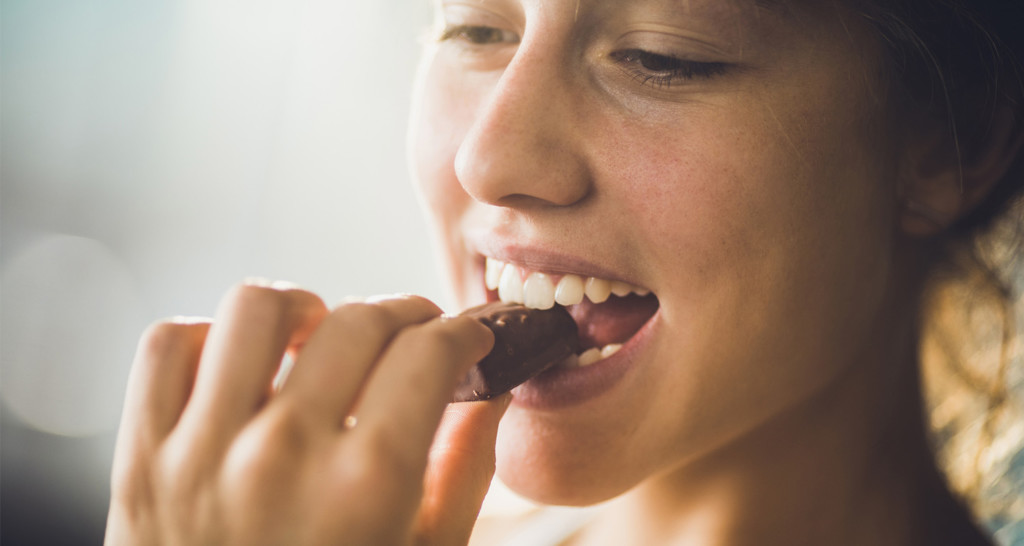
[[454, 302, 580, 402]]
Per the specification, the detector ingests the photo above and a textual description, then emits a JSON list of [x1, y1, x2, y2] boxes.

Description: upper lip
[[468, 234, 649, 289]]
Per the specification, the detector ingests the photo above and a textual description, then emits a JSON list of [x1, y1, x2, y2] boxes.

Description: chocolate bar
[[454, 302, 580, 402]]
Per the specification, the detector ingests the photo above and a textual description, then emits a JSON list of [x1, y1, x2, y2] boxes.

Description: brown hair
[[855, 0, 1024, 535]]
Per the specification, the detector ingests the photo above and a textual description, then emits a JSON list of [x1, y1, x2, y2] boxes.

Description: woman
[[104, 0, 1024, 544]]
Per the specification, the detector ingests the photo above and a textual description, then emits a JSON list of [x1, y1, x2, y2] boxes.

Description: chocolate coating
[[454, 302, 580, 402]]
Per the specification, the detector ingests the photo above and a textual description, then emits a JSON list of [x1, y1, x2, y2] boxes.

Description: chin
[[495, 460, 630, 507], [492, 409, 649, 507]]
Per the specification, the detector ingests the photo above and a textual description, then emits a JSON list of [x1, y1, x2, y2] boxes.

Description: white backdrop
[[1, 1, 460, 542]]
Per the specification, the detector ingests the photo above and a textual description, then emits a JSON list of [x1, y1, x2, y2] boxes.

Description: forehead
[[574, 0, 804, 34], [588, 0, 793, 16], [431, 0, 803, 23], [585, 0, 801, 55], [647, 0, 785, 12]]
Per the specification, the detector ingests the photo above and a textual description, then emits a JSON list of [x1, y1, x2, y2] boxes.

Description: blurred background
[[4, 2, 1023, 545], [0, 0, 491, 543]]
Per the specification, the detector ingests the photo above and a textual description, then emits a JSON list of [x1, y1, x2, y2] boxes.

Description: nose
[[454, 37, 592, 209]]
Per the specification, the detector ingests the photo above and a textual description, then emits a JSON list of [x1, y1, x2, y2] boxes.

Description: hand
[[104, 282, 506, 546]]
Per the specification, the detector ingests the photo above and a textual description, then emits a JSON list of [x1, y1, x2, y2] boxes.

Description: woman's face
[[410, 0, 901, 504]]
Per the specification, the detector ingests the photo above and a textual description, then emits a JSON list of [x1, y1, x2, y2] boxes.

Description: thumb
[[415, 394, 512, 546]]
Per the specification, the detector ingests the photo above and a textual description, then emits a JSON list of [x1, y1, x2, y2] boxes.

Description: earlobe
[[898, 105, 1024, 237]]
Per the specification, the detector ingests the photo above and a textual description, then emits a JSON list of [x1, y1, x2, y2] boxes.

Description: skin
[[106, 0, 1014, 544], [410, 0, 992, 544], [105, 287, 506, 546]]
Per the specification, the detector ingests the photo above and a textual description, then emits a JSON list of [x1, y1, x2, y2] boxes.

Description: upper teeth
[[485, 257, 650, 310]]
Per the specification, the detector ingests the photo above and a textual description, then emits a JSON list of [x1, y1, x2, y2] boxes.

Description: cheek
[[608, 95, 895, 421], [408, 58, 485, 304], [411, 70, 466, 223], [413, 69, 485, 239], [614, 92, 895, 310]]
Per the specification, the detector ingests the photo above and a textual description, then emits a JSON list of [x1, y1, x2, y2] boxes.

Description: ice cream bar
[[454, 302, 580, 402]]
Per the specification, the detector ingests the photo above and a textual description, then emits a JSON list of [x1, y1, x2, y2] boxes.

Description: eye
[[609, 49, 728, 88], [439, 24, 520, 46]]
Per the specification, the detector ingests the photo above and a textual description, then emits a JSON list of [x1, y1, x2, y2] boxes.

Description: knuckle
[[343, 428, 421, 486], [425, 325, 466, 357], [337, 443, 384, 486], [223, 282, 327, 332], [331, 301, 400, 335], [257, 407, 312, 455], [332, 451, 419, 540], [137, 320, 205, 361], [334, 295, 441, 324], [442, 314, 491, 339], [403, 318, 478, 360], [110, 447, 156, 506], [395, 294, 444, 315], [225, 283, 291, 319], [222, 408, 310, 484], [444, 315, 495, 358], [154, 434, 209, 503]]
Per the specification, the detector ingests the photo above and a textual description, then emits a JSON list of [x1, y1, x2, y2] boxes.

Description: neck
[[576, 292, 948, 545]]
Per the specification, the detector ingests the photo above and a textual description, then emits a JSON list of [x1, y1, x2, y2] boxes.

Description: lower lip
[[510, 308, 661, 410]]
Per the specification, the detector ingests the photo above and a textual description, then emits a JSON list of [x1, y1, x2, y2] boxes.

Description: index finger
[[179, 282, 328, 441], [351, 315, 494, 463], [275, 295, 444, 425]]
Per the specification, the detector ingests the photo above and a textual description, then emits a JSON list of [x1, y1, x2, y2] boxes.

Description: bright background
[[8, 2, 1020, 545], [0, 1, 484, 543]]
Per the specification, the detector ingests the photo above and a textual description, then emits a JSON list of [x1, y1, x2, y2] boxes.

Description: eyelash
[[438, 24, 519, 46], [609, 49, 728, 87], [438, 25, 728, 88]]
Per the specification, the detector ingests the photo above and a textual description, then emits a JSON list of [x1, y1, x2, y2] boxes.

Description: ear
[[898, 105, 1024, 236]]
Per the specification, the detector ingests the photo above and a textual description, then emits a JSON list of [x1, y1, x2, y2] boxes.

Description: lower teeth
[[560, 343, 623, 368]]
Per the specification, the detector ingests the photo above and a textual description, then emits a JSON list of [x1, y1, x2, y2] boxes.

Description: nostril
[[495, 192, 586, 209], [454, 135, 593, 207], [453, 94, 593, 208]]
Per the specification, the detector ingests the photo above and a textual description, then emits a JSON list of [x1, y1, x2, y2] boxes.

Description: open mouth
[[484, 257, 660, 367]]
